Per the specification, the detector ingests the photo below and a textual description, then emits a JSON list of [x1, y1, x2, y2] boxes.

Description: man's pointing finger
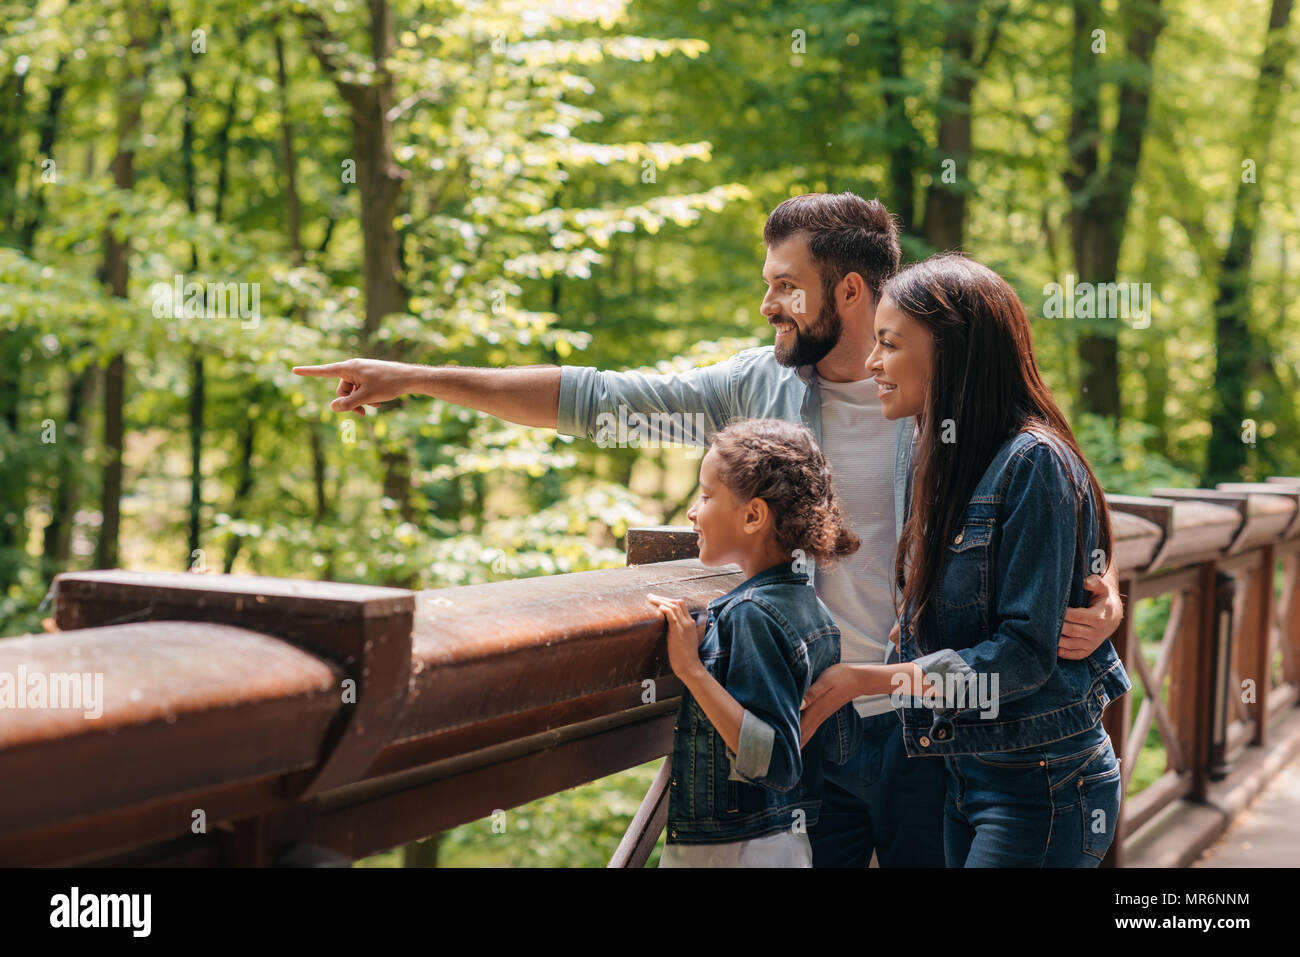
[[292, 363, 349, 377]]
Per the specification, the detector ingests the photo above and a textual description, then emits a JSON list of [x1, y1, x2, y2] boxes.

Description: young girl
[[646, 417, 863, 867], [801, 253, 1131, 867]]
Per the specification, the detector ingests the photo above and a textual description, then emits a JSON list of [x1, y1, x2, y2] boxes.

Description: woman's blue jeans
[[941, 724, 1122, 867]]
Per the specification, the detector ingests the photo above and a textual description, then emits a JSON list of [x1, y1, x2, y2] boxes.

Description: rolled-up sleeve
[[555, 359, 736, 444], [557, 365, 597, 439], [910, 648, 975, 709], [718, 601, 805, 792], [728, 709, 777, 780]]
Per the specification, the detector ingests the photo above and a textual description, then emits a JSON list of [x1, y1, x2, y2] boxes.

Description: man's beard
[[773, 292, 842, 368]]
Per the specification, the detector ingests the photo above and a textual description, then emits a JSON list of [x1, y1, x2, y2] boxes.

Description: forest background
[[1, 0, 1296, 865]]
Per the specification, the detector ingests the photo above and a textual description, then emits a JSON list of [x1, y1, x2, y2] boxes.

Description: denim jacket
[[557, 346, 914, 543], [666, 562, 844, 844], [893, 429, 1132, 756]]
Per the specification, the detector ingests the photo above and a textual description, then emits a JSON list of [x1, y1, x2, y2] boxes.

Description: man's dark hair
[[762, 192, 901, 303]]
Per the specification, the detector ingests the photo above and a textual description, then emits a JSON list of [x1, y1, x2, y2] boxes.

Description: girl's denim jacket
[[891, 429, 1132, 756], [667, 562, 849, 845]]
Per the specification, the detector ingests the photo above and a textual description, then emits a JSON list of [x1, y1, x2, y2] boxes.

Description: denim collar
[[707, 561, 808, 613]]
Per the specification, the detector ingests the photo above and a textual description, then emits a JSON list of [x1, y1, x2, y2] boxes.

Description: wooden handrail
[[0, 560, 742, 864], [1, 480, 1298, 867]]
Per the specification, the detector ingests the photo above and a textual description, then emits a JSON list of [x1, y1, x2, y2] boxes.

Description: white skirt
[[658, 829, 813, 868]]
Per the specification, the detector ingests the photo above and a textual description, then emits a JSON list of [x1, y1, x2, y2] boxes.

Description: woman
[[801, 253, 1131, 866]]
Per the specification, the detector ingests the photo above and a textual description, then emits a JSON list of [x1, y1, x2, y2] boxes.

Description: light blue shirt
[[557, 345, 913, 537]]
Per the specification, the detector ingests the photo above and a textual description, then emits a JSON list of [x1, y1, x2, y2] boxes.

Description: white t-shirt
[[812, 375, 900, 718]]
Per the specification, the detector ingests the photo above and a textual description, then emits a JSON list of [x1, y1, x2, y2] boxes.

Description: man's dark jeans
[[809, 710, 947, 867]]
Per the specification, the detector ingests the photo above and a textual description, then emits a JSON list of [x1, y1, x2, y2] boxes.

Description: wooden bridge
[[2, 479, 1299, 867]]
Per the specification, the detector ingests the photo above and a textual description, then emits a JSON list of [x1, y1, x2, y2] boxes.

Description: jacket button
[[1039, 760, 1046, 767], [919, 735, 931, 747], [953, 531, 964, 545]]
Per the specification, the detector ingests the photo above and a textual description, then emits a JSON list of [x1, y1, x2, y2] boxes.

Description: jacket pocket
[[724, 777, 770, 817], [938, 519, 993, 613]]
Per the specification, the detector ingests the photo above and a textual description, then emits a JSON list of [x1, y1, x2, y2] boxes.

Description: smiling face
[[761, 234, 843, 368], [866, 296, 934, 420], [686, 449, 766, 567]]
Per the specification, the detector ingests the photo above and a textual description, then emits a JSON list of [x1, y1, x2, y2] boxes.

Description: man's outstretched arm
[[293, 358, 561, 429]]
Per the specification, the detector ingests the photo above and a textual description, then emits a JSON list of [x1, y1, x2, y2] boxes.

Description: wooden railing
[[1, 482, 1298, 866], [1099, 480, 1300, 865], [0, 561, 739, 865]]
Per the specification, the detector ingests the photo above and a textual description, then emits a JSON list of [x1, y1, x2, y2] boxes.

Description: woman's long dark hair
[[886, 254, 1113, 652]]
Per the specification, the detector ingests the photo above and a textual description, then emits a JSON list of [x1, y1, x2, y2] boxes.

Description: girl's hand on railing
[[646, 594, 707, 681]]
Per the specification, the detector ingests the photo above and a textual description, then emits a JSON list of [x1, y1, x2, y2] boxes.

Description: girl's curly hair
[[708, 418, 860, 566]]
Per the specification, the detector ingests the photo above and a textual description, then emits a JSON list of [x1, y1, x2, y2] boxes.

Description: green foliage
[[355, 759, 666, 868], [1074, 412, 1201, 495]]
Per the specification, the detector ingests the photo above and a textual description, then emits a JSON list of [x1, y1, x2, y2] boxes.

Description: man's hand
[[293, 358, 416, 416], [1059, 561, 1124, 660]]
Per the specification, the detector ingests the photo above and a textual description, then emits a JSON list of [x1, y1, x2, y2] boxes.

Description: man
[[293, 191, 1123, 867]]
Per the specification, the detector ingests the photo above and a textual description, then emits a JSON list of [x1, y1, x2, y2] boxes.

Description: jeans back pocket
[[1077, 738, 1122, 861]]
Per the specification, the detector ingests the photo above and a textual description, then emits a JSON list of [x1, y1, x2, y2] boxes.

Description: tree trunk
[[1206, 0, 1295, 482], [879, 5, 921, 233], [94, 4, 155, 570], [275, 22, 303, 266], [0, 67, 25, 244], [35, 49, 80, 582], [94, 353, 125, 571], [0, 326, 32, 589], [922, 6, 978, 252], [1063, 0, 1164, 420], [0, 59, 29, 585], [275, 17, 332, 534], [1138, 198, 1170, 455], [182, 40, 204, 568], [223, 405, 257, 574], [300, 0, 408, 341], [188, 354, 204, 568], [42, 366, 94, 579], [300, 1, 413, 529]]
